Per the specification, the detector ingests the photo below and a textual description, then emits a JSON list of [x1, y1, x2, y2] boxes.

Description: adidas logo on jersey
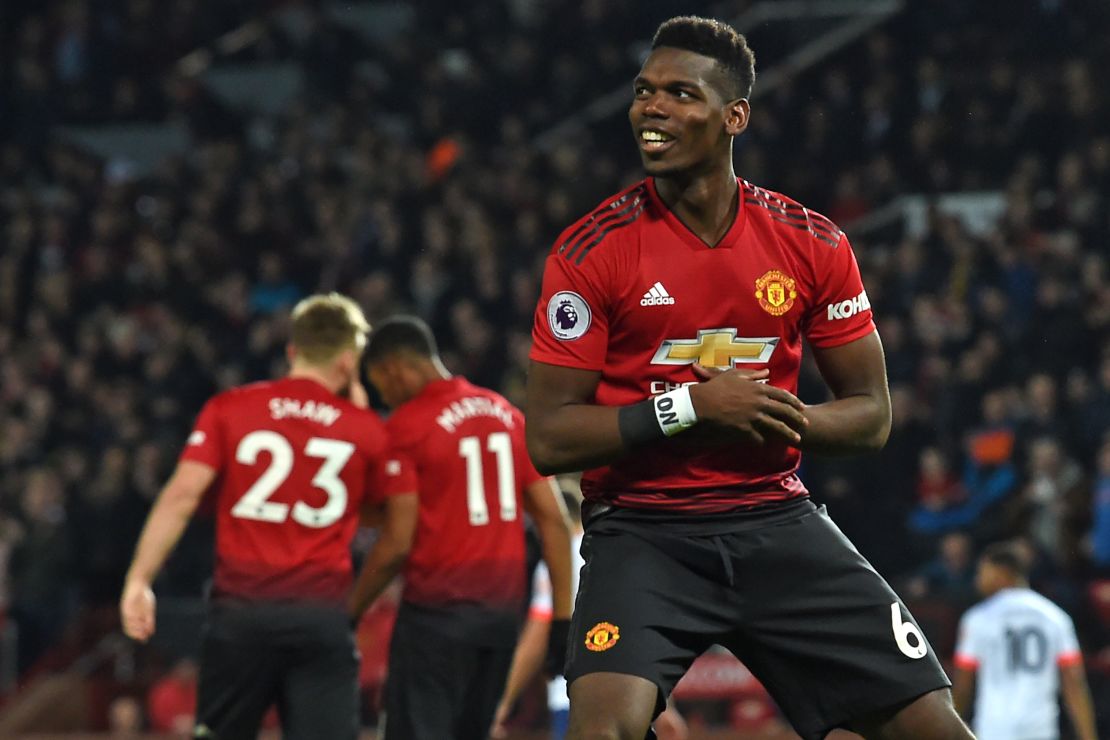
[[640, 282, 675, 306]]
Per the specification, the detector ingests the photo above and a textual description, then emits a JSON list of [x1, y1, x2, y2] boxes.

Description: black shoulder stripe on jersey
[[562, 191, 646, 262], [746, 192, 842, 247], [558, 186, 647, 259], [573, 203, 646, 265], [782, 206, 842, 243], [749, 198, 841, 247], [766, 213, 841, 247], [782, 202, 840, 240], [743, 182, 843, 245]]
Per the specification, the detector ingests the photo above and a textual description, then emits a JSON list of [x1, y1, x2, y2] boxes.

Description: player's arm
[[1060, 660, 1098, 740], [347, 491, 418, 622], [801, 331, 891, 455], [950, 666, 975, 719], [358, 499, 385, 528], [121, 460, 216, 642], [523, 477, 573, 620], [526, 362, 808, 474], [492, 607, 550, 737]]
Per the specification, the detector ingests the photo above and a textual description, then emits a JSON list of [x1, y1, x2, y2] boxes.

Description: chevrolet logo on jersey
[[652, 328, 779, 369]]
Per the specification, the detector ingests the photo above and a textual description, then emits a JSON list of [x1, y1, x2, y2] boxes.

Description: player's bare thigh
[[567, 672, 657, 740], [847, 687, 974, 740]]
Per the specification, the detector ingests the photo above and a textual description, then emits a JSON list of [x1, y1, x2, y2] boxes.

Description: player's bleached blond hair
[[289, 292, 370, 365]]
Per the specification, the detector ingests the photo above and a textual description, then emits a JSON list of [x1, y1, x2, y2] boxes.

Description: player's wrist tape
[[618, 386, 698, 446], [654, 386, 698, 436]]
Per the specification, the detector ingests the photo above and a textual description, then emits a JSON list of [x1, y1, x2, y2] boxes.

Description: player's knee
[[566, 701, 634, 740], [567, 724, 622, 740], [567, 673, 656, 740]]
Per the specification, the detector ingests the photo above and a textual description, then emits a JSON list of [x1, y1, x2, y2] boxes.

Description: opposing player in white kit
[[952, 542, 1098, 740]]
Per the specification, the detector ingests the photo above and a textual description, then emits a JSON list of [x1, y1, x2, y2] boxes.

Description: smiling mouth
[[639, 129, 677, 154]]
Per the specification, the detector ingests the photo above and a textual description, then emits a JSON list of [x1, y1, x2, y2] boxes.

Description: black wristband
[[545, 618, 571, 677], [618, 398, 666, 447]]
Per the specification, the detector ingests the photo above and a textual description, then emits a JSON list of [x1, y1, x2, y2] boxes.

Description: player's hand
[[120, 579, 156, 642], [688, 364, 808, 445], [347, 379, 370, 409], [545, 618, 570, 677], [489, 699, 511, 738]]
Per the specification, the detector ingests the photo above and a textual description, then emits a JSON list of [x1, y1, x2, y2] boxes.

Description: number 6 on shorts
[[890, 602, 928, 659]]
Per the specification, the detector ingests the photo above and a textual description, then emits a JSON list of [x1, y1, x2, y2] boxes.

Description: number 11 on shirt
[[459, 432, 517, 525]]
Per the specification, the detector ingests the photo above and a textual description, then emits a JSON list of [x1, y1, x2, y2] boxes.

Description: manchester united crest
[[584, 622, 620, 652], [754, 270, 797, 316]]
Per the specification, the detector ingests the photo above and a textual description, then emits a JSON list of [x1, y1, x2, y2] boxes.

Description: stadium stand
[[1, 0, 1107, 734]]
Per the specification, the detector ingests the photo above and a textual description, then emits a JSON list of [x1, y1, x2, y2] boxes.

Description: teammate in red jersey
[[527, 16, 973, 740], [120, 293, 417, 740], [351, 315, 573, 740]]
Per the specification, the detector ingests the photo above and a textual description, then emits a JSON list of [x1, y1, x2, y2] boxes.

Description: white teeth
[[641, 130, 670, 142]]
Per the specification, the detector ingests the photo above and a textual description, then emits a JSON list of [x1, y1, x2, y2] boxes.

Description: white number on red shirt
[[458, 432, 517, 526], [231, 430, 355, 528]]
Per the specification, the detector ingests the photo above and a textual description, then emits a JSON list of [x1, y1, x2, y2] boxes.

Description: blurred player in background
[[352, 315, 573, 740], [527, 15, 972, 740], [120, 293, 416, 740], [952, 541, 1098, 740], [492, 489, 687, 740]]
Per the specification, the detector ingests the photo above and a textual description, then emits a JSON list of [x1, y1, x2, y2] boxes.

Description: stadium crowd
[[1, 0, 1109, 731]]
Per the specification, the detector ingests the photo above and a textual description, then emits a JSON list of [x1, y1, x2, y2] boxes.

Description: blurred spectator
[[8, 468, 73, 671], [905, 532, 977, 608], [916, 447, 966, 511], [1023, 437, 1086, 567]]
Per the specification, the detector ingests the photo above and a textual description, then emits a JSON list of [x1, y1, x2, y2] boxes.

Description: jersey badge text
[[827, 290, 870, 321]]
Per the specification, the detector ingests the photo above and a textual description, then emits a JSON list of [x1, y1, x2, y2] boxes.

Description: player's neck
[[405, 359, 452, 400], [287, 364, 344, 395], [654, 164, 739, 244]]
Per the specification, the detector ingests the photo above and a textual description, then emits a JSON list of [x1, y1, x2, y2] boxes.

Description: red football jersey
[[180, 376, 414, 603], [385, 377, 544, 615], [531, 177, 875, 512]]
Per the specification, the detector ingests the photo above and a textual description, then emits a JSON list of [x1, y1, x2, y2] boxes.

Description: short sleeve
[[179, 397, 224, 470], [529, 248, 611, 371], [1056, 613, 1083, 667], [953, 612, 981, 670], [802, 233, 876, 348], [371, 450, 418, 500], [529, 562, 554, 621]]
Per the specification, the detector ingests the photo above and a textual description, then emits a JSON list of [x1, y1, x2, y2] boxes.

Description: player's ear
[[285, 343, 298, 364], [724, 98, 749, 137]]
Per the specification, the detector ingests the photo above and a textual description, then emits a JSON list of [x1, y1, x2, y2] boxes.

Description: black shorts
[[565, 500, 951, 740], [195, 600, 359, 740], [383, 605, 515, 740]]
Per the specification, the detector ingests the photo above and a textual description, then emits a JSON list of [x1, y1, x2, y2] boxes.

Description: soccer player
[[527, 16, 974, 740], [352, 315, 573, 740], [493, 489, 587, 739], [120, 293, 417, 740], [952, 542, 1098, 740], [493, 492, 687, 740]]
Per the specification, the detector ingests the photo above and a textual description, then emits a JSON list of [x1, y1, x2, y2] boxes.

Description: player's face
[[975, 560, 1001, 596], [629, 47, 748, 177], [367, 363, 402, 409]]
